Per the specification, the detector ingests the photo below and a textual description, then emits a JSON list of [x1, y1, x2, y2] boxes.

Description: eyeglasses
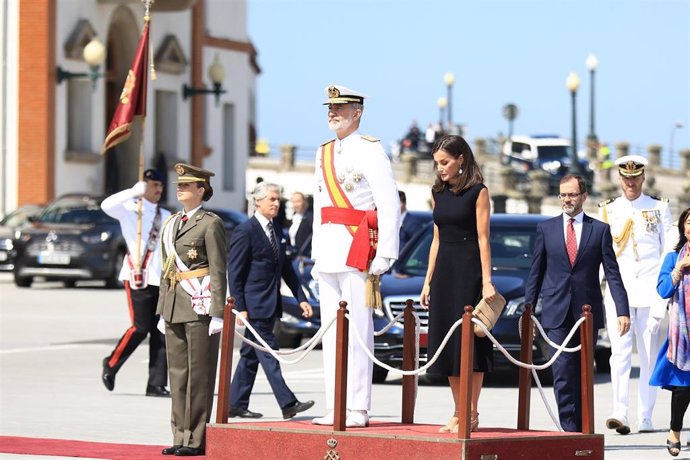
[[558, 192, 583, 200]]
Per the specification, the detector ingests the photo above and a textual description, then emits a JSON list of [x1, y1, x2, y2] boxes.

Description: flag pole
[[134, 0, 154, 280]]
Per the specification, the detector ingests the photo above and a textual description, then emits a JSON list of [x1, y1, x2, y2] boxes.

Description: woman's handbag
[[473, 292, 507, 337]]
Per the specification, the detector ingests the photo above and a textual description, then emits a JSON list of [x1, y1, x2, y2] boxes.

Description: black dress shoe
[[282, 399, 315, 419], [146, 385, 171, 397], [101, 357, 115, 391], [228, 407, 263, 418], [162, 445, 181, 455], [175, 446, 205, 456]]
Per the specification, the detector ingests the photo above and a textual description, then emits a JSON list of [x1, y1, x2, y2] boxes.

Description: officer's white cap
[[323, 84, 367, 105], [614, 155, 647, 177]]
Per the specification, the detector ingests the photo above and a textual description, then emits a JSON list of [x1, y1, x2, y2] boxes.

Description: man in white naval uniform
[[100, 169, 172, 396], [311, 85, 400, 428], [599, 155, 673, 434]]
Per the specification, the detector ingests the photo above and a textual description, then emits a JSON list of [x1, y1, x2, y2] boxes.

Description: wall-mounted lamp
[[56, 37, 106, 90], [182, 54, 227, 106]]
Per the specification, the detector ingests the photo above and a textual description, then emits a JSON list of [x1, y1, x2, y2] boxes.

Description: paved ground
[[0, 273, 687, 459]]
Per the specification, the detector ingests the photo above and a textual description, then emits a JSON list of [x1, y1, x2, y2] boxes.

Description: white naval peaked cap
[[614, 155, 647, 177], [323, 84, 367, 105]]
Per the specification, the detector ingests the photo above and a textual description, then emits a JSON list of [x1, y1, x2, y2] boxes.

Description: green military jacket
[[156, 209, 227, 323]]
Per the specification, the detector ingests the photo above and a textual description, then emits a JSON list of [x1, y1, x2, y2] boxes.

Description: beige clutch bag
[[473, 292, 506, 337]]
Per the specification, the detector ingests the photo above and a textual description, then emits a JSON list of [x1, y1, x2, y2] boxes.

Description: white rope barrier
[[231, 309, 337, 365]]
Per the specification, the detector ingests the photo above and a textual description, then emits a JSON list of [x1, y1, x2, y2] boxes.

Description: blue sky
[[247, 0, 689, 164]]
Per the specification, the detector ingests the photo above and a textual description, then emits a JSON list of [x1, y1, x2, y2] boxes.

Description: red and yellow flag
[[101, 18, 150, 154]]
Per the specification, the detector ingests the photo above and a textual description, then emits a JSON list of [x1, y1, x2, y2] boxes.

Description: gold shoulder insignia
[[648, 195, 669, 202], [361, 134, 379, 142], [321, 138, 336, 147], [598, 198, 614, 208]]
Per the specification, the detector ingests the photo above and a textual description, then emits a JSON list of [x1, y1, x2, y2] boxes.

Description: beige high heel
[[438, 416, 459, 433]]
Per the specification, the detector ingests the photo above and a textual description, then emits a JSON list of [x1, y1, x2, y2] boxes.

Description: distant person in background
[[288, 191, 313, 259], [228, 182, 314, 421], [598, 155, 673, 434], [100, 169, 170, 397], [650, 207, 690, 457], [402, 121, 421, 153], [398, 190, 425, 251]]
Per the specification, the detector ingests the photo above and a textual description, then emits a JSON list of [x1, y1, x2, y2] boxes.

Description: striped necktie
[[566, 218, 577, 266], [267, 221, 279, 259]]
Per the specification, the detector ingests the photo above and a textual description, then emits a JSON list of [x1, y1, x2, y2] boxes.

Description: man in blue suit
[[398, 190, 425, 251], [228, 182, 315, 419], [525, 174, 631, 432]]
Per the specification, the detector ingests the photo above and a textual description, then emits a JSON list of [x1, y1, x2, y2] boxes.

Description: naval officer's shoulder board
[[648, 195, 669, 203], [360, 134, 379, 142], [598, 198, 614, 208]]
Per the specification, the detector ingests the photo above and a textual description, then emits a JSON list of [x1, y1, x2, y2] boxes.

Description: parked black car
[[12, 194, 126, 288], [0, 204, 43, 272]]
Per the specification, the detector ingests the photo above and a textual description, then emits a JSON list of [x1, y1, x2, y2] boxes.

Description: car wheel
[[372, 365, 389, 384], [273, 323, 302, 349], [105, 249, 125, 289], [14, 273, 32, 288], [595, 348, 611, 373]]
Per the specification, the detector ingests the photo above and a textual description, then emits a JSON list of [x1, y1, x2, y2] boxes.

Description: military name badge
[[187, 248, 198, 260], [642, 209, 660, 233]]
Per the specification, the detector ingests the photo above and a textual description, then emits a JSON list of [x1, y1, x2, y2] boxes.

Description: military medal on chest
[[337, 164, 363, 192], [641, 209, 660, 233], [187, 248, 198, 260]]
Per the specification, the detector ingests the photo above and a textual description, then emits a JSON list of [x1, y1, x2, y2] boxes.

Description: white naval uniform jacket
[[312, 132, 401, 273], [598, 193, 672, 317], [101, 188, 171, 286]]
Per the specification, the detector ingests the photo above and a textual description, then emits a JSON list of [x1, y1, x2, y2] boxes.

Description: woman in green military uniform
[[157, 163, 227, 457]]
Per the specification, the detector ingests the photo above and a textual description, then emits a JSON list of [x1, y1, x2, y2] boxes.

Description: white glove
[[156, 317, 166, 335], [369, 256, 392, 276], [208, 317, 224, 336], [646, 316, 661, 335], [131, 181, 146, 197]]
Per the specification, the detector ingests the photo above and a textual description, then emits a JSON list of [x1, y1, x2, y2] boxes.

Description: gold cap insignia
[[176, 164, 185, 175], [328, 86, 340, 98]]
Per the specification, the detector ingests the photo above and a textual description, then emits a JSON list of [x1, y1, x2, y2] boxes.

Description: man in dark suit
[[398, 190, 425, 251], [288, 191, 313, 258], [228, 182, 315, 419], [524, 174, 631, 432]]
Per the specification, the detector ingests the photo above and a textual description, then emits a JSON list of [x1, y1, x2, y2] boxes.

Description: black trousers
[[670, 386, 690, 432], [105, 282, 167, 386]]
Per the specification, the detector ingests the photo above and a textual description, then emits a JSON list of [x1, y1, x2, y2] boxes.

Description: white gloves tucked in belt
[[646, 316, 661, 335], [157, 317, 166, 334], [208, 317, 224, 336], [369, 256, 393, 276]]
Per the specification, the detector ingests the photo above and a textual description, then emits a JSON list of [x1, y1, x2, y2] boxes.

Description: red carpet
[[0, 436, 176, 459]]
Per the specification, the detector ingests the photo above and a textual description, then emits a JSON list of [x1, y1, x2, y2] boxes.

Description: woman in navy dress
[[650, 207, 690, 457], [420, 135, 496, 433]]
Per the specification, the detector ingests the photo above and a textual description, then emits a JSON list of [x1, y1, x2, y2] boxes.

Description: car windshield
[[397, 225, 538, 276], [1, 206, 41, 227], [39, 201, 115, 225], [536, 145, 569, 162]]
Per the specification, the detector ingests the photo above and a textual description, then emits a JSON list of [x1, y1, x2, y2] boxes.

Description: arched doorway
[[104, 6, 142, 194]]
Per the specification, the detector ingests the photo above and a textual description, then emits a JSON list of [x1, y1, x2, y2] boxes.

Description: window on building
[[66, 80, 92, 153], [222, 103, 235, 191]]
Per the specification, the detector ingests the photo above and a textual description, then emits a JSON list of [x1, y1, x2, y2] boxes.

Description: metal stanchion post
[[334, 301, 349, 431], [457, 305, 474, 439], [216, 297, 237, 424], [517, 304, 534, 430], [580, 304, 595, 434], [402, 299, 416, 423]]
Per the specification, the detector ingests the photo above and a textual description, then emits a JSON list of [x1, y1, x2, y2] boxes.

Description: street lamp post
[[566, 72, 584, 176], [586, 54, 599, 160], [444, 72, 455, 131], [437, 97, 447, 134]]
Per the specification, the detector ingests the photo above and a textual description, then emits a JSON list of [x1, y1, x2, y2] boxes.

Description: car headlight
[[502, 296, 542, 318], [2, 238, 12, 250], [15, 230, 31, 242], [81, 231, 112, 243], [541, 160, 562, 173]]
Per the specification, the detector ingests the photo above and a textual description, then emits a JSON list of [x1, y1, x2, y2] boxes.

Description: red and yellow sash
[[321, 141, 358, 236], [320, 140, 378, 271]]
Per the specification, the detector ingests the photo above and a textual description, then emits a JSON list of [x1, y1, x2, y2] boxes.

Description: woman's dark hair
[[431, 135, 483, 194], [197, 181, 213, 202], [674, 207, 690, 252]]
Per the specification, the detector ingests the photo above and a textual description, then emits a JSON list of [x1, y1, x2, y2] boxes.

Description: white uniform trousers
[[604, 292, 661, 421], [318, 271, 373, 411]]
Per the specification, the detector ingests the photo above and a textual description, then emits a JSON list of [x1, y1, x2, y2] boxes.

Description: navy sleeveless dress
[[427, 183, 493, 375]]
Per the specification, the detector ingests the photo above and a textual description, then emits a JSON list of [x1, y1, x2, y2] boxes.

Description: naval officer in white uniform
[[599, 155, 673, 434], [311, 84, 400, 428]]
